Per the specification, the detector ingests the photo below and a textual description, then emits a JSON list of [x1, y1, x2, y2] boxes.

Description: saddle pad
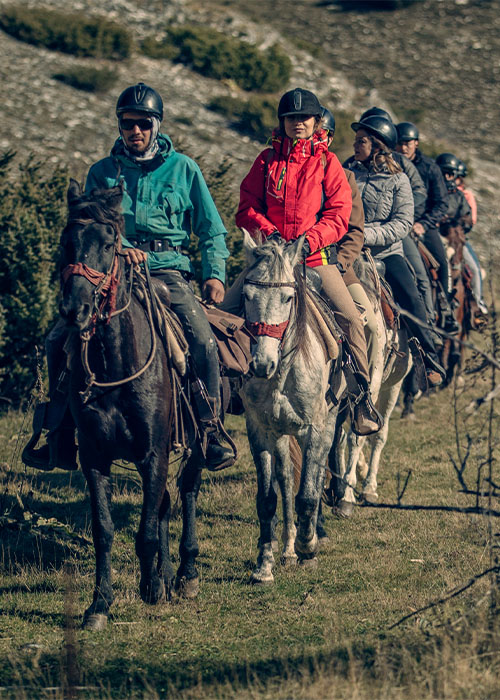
[[306, 291, 340, 361]]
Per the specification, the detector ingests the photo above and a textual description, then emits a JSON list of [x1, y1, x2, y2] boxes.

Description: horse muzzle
[[59, 298, 92, 331]]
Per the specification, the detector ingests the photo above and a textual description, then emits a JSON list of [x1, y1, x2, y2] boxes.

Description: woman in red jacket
[[236, 88, 381, 435]]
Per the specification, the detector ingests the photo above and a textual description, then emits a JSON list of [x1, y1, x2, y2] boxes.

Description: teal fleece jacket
[[85, 134, 229, 282]]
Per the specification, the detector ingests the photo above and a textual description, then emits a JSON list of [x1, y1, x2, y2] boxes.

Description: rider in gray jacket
[[347, 115, 445, 387]]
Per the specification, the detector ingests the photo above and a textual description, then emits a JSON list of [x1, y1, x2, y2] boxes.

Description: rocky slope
[[0, 0, 498, 263]]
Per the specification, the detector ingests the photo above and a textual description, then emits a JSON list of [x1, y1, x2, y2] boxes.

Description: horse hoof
[[333, 500, 354, 518], [281, 554, 298, 568], [82, 613, 108, 631], [271, 538, 279, 552], [175, 576, 199, 599], [140, 581, 166, 605], [401, 411, 416, 421], [362, 490, 378, 504], [249, 571, 274, 585], [318, 535, 330, 547], [299, 556, 318, 569]]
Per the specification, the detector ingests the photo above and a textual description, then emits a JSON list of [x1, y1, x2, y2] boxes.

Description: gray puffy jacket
[[347, 160, 414, 259]]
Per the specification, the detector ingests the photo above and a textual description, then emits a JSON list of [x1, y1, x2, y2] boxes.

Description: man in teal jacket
[[23, 83, 234, 472]]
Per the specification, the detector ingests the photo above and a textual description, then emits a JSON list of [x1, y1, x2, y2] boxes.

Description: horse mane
[[247, 238, 311, 360], [64, 185, 125, 239]]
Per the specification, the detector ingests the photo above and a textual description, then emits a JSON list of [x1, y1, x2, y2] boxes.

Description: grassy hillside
[[0, 341, 499, 697]]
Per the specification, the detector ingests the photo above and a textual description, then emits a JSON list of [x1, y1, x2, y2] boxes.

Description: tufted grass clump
[[142, 25, 291, 93], [0, 5, 132, 59], [52, 65, 118, 93]]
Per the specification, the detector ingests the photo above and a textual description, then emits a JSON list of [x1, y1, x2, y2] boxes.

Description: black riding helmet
[[351, 115, 398, 151], [116, 82, 163, 121], [277, 88, 322, 119], [320, 106, 336, 136], [436, 152, 460, 176], [360, 106, 392, 122], [396, 121, 419, 142], [456, 159, 468, 178]]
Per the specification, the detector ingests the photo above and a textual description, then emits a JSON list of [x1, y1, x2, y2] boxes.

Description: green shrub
[[335, 0, 421, 8], [208, 94, 277, 142], [0, 5, 132, 59], [53, 66, 118, 93], [142, 25, 291, 92], [0, 152, 67, 408]]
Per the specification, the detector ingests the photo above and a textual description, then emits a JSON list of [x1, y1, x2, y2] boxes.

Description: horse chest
[[243, 382, 306, 433]]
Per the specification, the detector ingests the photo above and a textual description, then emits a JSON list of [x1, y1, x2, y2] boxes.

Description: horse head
[[59, 179, 124, 332], [242, 230, 306, 378]]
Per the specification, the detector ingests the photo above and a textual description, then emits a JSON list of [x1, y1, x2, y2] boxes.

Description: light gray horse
[[240, 232, 344, 583], [328, 255, 413, 516]]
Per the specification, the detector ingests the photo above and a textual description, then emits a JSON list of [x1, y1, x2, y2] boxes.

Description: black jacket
[[442, 185, 472, 234], [412, 149, 449, 233]]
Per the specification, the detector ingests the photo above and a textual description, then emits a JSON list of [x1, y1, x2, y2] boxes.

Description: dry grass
[[0, 342, 499, 698]]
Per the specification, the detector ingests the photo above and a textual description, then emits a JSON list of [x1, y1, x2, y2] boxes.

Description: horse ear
[[285, 235, 305, 268], [67, 178, 82, 207], [242, 228, 258, 263], [99, 183, 124, 212]]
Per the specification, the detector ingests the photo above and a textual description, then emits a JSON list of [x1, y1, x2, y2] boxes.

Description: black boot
[[204, 427, 236, 471], [22, 402, 78, 471], [22, 427, 78, 471]]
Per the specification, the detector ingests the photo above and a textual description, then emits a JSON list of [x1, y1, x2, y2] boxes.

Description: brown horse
[[440, 223, 470, 387]]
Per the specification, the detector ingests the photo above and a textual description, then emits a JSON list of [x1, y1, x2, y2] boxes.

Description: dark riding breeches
[[422, 226, 451, 296], [402, 235, 435, 324], [152, 269, 221, 406], [382, 254, 439, 363]]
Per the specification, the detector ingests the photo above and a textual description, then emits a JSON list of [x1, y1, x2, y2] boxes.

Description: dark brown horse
[[59, 181, 202, 629], [439, 223, 469, 387]]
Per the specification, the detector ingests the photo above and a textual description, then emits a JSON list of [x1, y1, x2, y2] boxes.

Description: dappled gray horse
[[241, 233, 343, 582], [330, 255, 413, 514]]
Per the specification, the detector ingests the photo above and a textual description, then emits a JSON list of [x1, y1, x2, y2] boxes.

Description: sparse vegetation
[[208, 94, 277, 142], [141, 25, 291, 92], [0, 5, 132, 59], [53, 65, 118, 93]]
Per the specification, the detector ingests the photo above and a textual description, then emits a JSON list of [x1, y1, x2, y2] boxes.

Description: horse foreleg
[[336, 431, 367, 515], [295, 418, 336, 561], [136, 456, 170, 605], [175, 452, 202, 598], [363, 382, 402, 502], [249, 434, 276, 584], [274, 436, 297, 567], [81, 460, 114, 630], [158, 489, 175, 598]]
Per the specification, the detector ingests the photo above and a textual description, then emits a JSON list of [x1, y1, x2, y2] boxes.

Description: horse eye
[[282, 293, 293, 304], [104, 243, 114, 252]]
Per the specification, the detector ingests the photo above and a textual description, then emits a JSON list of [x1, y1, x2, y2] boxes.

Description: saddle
[[133, 275, 188, 376], [302, 269, 342, 362]]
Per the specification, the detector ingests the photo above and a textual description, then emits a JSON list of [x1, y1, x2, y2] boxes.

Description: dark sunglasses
[[120, 117, 153, 131]]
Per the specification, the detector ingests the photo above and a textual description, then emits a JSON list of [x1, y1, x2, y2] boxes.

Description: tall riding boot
[[340, 347, 384, 436], [191, 382, 236, 471], [439, 291, 460, 335], [22, 403, 78, 471], [350, 373, 384, 437]]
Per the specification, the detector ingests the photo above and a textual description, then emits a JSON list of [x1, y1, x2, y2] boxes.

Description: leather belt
[[128, 239, 181, 254]]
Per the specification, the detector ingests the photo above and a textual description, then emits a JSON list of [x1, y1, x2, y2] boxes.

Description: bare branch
[[388, 565, 500, 630]]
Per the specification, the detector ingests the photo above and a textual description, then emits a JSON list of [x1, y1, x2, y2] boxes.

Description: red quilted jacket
[[236, 129, 352, 267]]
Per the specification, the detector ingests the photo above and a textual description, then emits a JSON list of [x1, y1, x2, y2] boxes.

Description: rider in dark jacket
[[395, 122, 459, 335]]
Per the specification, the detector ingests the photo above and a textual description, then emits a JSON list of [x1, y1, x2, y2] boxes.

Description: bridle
[[243, 277, 297, 342], [61, 215, 157, 403], [61, 215, 125, 335]]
